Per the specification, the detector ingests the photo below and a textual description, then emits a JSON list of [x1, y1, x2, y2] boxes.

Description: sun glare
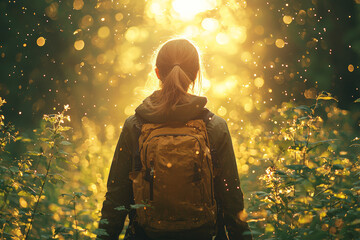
[[172, 0, 217, 20]]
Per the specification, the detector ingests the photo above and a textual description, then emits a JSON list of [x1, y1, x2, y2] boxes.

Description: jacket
[[97, 91, 252, 240]]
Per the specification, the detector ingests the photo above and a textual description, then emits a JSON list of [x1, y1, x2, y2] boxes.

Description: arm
[[97, 120, 133, 240], [207, 115, 252, 240]]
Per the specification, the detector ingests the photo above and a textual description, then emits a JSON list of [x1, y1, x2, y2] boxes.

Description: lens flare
[[202, 18, 219, 31], [172, 0, 217, 20]]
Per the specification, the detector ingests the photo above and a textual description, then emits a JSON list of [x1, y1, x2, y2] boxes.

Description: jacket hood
[[135, 91, 208, 123]]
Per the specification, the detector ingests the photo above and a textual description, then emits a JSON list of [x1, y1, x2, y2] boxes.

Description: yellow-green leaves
[[317, 91, 339, 102]]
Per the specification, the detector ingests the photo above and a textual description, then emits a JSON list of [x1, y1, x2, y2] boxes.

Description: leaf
[[60, 140, 72, 146], [317, 91, 338, 102], [61, 126, 72, 132], [99, 219, 109, 225], [93, 228, 109, 237], [275, 170, 287, 176], [298, 116, 310, 121], [60, 193, 72, 198], [286, 165, 310, 171], [9, 166, 19, 173], [130, 203, 149, 209], [55, 226, 71, 234], [253, 191, 270, 197], [289, 145, 305, 151], [26, 186, 37, 196], [115, 206, 127, 211], [58, 149, 69, 156], [332, 164, 344, 170], [307, 139, 338, 152], [74, 192, 84, 198], [294, 105, 312, 113], [350, 143, 360, 147], [27, 151, 42, 156]]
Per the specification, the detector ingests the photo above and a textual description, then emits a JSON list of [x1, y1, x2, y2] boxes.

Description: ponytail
[[154, 65, 193, 113], [152, 39, 200, 115]]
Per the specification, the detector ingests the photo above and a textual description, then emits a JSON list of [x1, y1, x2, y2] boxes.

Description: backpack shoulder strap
[[199, 109, 220, 174], [132, 113, 147, 172]]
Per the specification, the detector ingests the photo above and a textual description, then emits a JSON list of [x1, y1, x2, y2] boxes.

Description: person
[[97, 39, 252, 240]]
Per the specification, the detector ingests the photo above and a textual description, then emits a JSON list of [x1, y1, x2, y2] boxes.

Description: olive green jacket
[[98, 92, 252, 240]]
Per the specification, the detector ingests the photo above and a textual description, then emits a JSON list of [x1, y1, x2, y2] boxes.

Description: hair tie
[[173, 64, 181, 68]]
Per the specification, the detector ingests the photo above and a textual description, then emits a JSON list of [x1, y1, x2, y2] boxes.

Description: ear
[[155, 68, 160, 80]]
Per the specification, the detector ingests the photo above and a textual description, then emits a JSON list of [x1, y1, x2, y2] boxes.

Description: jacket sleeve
[[207, 115, 252, 240], [97, 118, 134, 240]]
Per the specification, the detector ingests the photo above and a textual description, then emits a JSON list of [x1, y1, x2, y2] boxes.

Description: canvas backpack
[[129, 119, 217, 237]]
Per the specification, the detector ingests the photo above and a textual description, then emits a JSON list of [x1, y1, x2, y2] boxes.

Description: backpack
[[129, 119, 217, 238]]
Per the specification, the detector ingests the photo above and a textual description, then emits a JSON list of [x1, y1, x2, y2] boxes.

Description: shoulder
[[206, 114, 229, 133], [205, 113, 231, 146], [123, 115, 142, 131]]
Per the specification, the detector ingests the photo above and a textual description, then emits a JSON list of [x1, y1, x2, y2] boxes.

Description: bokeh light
[[283, 15, 293, 24], [275, 39, 285, 48], [98, 26, 110, 39], [36, 37, 46, 47], [74, 40, 85, 50], [73, 0, 84, 10], [1, 0, 359, 238], [172, 0, 217, 20], [348, 64, 354, 72]]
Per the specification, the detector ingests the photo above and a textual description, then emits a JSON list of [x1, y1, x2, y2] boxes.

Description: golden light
[[201, 78, 211, 93], [283, 15, 293, 24], [115, 12, 123, 21], [37, 37, 46, 47], [241, 52, 252, 63], [254, 77, 264, 88], [98, 26, 110, 39], [73, 0, 84, 10], [216, 75, 238, 95], [254, 25, 264, 35], [182, 26, 201, 38], [19, 197, 28, 208], [216, 33, 230, 45], [275, 38, 285, 48], [230, 26, 247, 43], [348, 64, 354, 72], [172, 0, 217, 20], [201, 18, 219, 31], [74, 40, 85, 50], [217, 106, 227, 116], [150, 2, 162, 15], [244, 99, 253, 112], [125, 27, 140, 42], [80, 15, 94, 28]]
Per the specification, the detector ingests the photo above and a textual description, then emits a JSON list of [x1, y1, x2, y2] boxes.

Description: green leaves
[[60, 140, 72, 146], [294, 105, 312, 114], [0, 104, 75, 240], [317, 91, 339, 102], [248, 96, 360, 240]]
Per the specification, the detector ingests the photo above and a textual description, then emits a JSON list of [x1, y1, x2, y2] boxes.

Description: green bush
[[1, 93, 359, 239], [247, 93, 360, 239]]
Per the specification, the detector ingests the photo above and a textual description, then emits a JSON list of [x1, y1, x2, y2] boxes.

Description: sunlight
[[172, 0, 217, 20]]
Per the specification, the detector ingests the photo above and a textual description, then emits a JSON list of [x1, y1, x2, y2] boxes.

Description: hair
[[152, 38, 201, 114]]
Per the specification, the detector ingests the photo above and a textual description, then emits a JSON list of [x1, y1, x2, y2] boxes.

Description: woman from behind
[[97, 39, 252, 240]]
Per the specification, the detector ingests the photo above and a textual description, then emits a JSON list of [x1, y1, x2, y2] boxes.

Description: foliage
[[0, 1, 359, 238], [0, 102, 77, 239], [0, 98, 115, 239], [246, 93, 360, 239], [1, 89, 359, 240]]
